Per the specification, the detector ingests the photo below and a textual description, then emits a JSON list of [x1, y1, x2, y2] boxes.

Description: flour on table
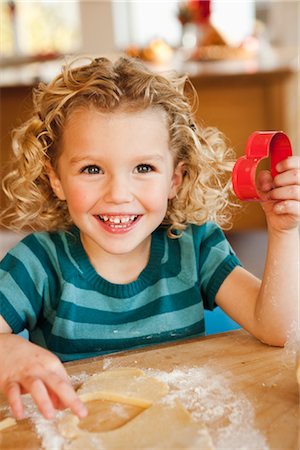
[[56, 367, 212, 449], [69, 372, 89, 385], [283, 321, 300, 364], [20, 366, 268, 450], [282, 321, 300, 383], [146, 367, 268, 450], [102, 358, 113, 370]]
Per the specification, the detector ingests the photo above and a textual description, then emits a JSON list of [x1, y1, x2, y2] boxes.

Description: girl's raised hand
[[0, 334, 88, 420], [257, 155, 300, 232]]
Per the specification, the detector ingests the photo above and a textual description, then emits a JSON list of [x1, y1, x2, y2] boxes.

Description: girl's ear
[[168, 161, 185, 199], [45, 162, 66, 201]]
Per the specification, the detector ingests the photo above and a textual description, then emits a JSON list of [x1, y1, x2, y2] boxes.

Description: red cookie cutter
[[232, 131, 293, 201]]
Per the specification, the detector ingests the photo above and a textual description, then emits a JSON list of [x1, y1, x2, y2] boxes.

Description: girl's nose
[[103, 175, 133, 204]]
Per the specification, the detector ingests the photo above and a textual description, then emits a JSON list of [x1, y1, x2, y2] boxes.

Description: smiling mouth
[[96, 214, 139, 229]]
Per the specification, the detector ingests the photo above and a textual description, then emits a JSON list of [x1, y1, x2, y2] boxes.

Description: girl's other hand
[[0, 334, 88, 420], [257, 155, 300, 232]]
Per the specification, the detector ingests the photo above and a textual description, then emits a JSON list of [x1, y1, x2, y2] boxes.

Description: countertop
[[0, 330, 298, 449], [0, 47, 298, 88]]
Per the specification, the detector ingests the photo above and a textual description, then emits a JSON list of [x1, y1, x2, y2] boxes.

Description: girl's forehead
[[65, 103, 168, 125], [59, 105, 172, 158], [61, 104, 170, 151]]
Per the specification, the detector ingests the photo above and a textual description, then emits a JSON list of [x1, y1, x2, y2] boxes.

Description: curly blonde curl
[[0, 56, 238, 236]]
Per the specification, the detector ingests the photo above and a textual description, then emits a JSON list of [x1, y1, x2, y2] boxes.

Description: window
[[0, 1, 81, 57], [1, 1, 257, 58], [211, 1, 255, 47], [112, 1, 181, 49], [112, 1, 255, 49], [0, 2, 15, 56]]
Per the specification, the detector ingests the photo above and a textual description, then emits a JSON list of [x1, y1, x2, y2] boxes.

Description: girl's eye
[[81, 165, 102, 175], [135, 164, 154, 174]]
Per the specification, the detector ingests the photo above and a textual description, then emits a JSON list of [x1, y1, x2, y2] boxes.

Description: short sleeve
[[0, 236, 48, 333], [194, 223, 242, 311]]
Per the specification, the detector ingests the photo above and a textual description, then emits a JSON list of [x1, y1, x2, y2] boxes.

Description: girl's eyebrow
[[135, 154, 165, 162], [69, 154, 102, 165], [69, 153, 165, 165]]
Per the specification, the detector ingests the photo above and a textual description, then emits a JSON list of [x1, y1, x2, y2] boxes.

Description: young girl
[[0, 57, 299, 422]]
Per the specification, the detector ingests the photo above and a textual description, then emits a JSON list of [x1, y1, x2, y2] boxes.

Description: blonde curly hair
[[1, 56, 238, 236]]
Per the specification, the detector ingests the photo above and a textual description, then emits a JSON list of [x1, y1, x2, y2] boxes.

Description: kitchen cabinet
[[1, 50, 298, 230]]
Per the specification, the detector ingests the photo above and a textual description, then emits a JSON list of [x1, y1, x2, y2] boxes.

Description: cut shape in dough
[[59, 401, 214, 450], [77, 367, 169, 408], [57, 367, 214, 449], [0, 417, 17, 431], [76, 400, 143, 433]]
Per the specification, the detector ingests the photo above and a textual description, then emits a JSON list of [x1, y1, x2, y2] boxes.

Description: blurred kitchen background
[[0, 0, 299, 333]]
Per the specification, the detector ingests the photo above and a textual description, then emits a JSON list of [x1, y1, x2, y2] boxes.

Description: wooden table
[[0, 330, 299, 449]]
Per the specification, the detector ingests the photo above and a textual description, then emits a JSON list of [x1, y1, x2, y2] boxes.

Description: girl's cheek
[[143, 189, 169, 211], [67, 188, 96, 210]]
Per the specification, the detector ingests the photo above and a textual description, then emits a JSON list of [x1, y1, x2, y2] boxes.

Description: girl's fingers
[[6, 371, 87, 420], [274, 155, 300, 188], [25, 378, 56, 419], [276, 155, 300, 173], [256, 170, 274, 193], [273, 168, 300, 188], [22, 373, 87, 419], [5, 381, 24, 420], [42, 372, 87, 418], [48, 390, 65, 410], [273, 200, 300, 216], [269, 185, 300, 201]]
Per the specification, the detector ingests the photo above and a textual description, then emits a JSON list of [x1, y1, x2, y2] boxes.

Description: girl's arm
[[215, 156, 300, 346], [0, 316, 87, 420]]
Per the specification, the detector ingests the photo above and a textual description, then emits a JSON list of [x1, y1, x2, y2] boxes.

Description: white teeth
[[99, 215, 137, 224]]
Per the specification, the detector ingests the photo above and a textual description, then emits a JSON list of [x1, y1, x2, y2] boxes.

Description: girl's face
[[48, 107, 183, 267]]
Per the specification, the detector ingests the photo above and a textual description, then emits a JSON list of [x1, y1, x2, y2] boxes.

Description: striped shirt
[[0, 222, 241, 361]]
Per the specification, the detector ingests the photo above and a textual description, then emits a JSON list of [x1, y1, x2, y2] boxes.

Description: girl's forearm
[[255, 227, 299, 346]]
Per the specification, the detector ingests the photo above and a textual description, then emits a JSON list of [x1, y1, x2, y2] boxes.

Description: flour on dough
[[77, 367, 169, 407], [59, 401, 213, 450], [57, 367, 214, 450]]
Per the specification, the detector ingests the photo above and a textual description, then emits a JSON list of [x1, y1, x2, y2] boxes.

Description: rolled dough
[[297, 358, 300, 384], [60, 401, 213, 450], [60, 400, 143, 434], [57, 367, 214, 449], [77, 367, 169, 407], [0, 417, 17, 430]]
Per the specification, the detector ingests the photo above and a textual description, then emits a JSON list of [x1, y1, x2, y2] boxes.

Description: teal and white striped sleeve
[[0, 235, 50, 333], [196, 222, 242, 311]]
